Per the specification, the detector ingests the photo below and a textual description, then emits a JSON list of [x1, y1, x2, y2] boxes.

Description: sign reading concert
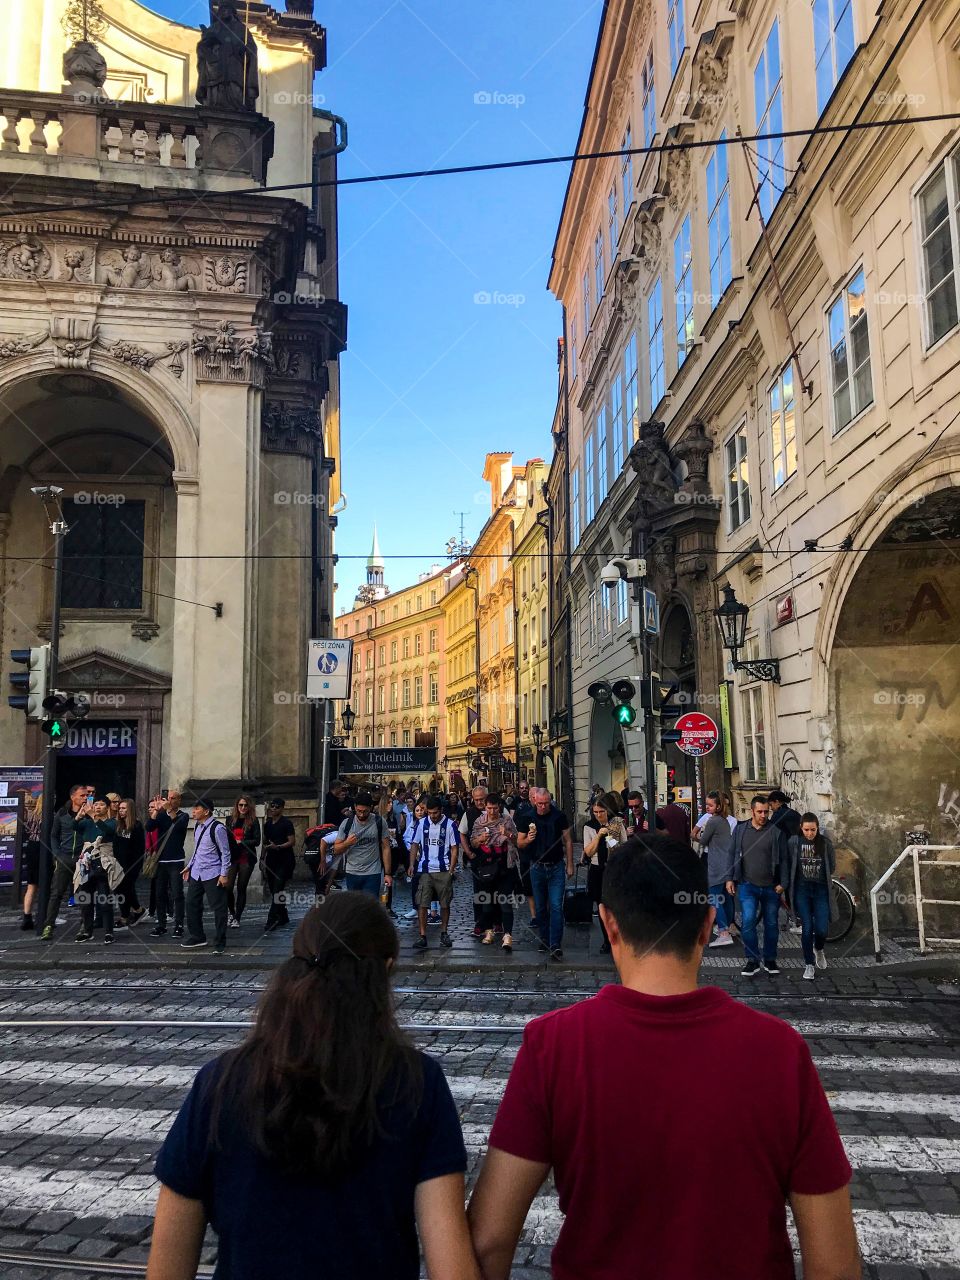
[[674, 713, 720, 757]]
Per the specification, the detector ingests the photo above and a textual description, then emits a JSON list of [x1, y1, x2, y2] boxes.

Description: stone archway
[[588, 700, 627, 798], [830, 488, 960, 884]]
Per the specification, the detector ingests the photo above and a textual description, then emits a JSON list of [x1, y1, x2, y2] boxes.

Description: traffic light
[[611, 680, 637, 726], [587, 681, 613, 706], [40, 690, 75, 748], [8, 645, 50, 720]]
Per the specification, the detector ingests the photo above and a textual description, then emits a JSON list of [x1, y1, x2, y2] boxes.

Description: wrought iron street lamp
[[714, 585, 781, 682], [341, 703, 356, 735], [531, 722, 543, 749]]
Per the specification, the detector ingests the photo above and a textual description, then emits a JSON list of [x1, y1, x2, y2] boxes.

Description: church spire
[[355, 525, 388, 604], [367, 524, 384, 573]]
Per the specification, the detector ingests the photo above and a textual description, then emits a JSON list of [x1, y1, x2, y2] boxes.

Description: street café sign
[[336, 747, 437, 774]]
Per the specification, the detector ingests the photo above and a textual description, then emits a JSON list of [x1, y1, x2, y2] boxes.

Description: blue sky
[[156, 0, 602, 602]]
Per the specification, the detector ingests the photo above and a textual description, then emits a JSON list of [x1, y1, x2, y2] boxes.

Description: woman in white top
[[580, 793, 629, 954]]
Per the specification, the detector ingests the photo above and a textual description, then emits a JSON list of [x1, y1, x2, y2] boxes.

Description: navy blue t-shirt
[[154, 1051, 467, 1279]]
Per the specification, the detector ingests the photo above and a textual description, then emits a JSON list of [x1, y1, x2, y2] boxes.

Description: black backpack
[[212, 819, 245, 862]]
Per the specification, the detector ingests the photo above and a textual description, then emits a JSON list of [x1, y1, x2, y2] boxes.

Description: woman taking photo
[[786, 813, 838, 981], [581, 793, 628, 954], [470, 793, 519, 953], [226, 795, 261, 928], [148, 894, 478, 1280], [115, 798, 146, 928]]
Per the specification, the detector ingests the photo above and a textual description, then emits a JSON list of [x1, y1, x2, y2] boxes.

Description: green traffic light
[[51, 720, 63, 738], [615, 703, 636, 726]]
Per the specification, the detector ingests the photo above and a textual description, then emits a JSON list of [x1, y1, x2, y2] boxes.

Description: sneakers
[[428, 910, 441, 926], [403, 909, 418, 921], [412, 935, 428, 951], [482, 929, 495, 945], [472, 925, 484, 938], [440, 931, 452, 949], [148, 925, 167, 938], [74, 931, 93, 943], [180, 938, 207, 949], [40, 925, 53, 942], [550, 948, 564, 962], [114, 919, 128, 930], [815, 948, 827, 970], [741, 960, 761, 977], [803, 964, 816, 980], [171, 926, 184, 939], [708, 931, 734, 947], [129, 907, 146, 926], [501, 933, 513, 953], [763, 960, 781, 975], [228, 914, 240, 929], [19, 915, 34, 931], [213, 946, 226, 956], [538, 940, 548, 953], [103, 933, 114, 945]]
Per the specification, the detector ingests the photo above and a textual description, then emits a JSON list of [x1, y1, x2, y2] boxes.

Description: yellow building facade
[[512, 459, 549, 785], [440, 567, 477, 788]]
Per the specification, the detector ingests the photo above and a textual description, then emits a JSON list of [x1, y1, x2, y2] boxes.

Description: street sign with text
[[335, 746, 437, 774], [306, 638, 353, 700], [675, 712, 720, 757]]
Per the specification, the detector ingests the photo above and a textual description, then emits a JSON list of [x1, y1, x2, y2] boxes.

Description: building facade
[[512, 459, 549, 786], [468, 453, 525, 789], [553, 0, 960, 886], [0, 0, 346, 812], [335, 545, 453, 785], [441, 566, 477, 789]]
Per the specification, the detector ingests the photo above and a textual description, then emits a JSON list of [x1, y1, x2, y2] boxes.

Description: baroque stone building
[[0, 0, 346, 809], [552, 0, 960, 890]]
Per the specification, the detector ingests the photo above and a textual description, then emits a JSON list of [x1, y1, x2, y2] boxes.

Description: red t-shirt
[[489, 984, 851, 1280]]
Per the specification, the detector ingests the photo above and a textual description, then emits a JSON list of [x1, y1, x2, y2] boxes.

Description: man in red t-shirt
[[468, 835, 859, 1280]]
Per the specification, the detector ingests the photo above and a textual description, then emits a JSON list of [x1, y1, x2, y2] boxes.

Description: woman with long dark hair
[[470, 793, 519, 953], [581, 793, 628, 953], [114, 798, 145, 928], [786, 813, 838, 981], [148, 893, 478, 1280], [226, 795, 261, 928]]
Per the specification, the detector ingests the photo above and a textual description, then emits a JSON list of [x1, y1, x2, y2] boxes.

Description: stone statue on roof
[[196, 1, 259, 112]]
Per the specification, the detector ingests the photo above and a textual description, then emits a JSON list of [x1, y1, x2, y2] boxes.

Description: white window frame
[[917, 153, 960, 350], [616, 577, 629, 626], [570, 315, 578, 382], [738, 641, 769, 783], [827, 265, 873, 433], [621, 122, 633, 221], [813, 0, 855, 115], [769, 362, 797, 490], [648, 278, 665, 407], [754, 19, 785, 222], [588, 588, 598, 648], [608, 183, 618, 261], [624, 332, 639, 442], [571, 465, 581, 547], [641, 48, 656, 148], [724, 423, 751, 532], [611, 371, 624, 473], [596, 402, 608, 497], [584, 428, 596, 524], [668, 0, 685, 77], [707, 133, 732, 304], [674, 214, 694, 366], [582, 269, 591, 324], [594, 228, 605, 307]]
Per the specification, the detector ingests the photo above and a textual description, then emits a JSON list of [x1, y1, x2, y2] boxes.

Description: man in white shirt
[[411, 797, 460, 951]]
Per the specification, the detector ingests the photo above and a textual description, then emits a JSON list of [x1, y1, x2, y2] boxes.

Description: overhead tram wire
[[3, 111, 960, 222]]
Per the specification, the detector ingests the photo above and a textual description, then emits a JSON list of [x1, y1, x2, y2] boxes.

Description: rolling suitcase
[[563, 866, 593, 924]]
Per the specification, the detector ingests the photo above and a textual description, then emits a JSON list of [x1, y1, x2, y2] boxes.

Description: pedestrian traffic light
[[587, 681, 613, 706], [40, 690, 74, 748], [8, 645, 50, 720], [611, 680, 637, 726]]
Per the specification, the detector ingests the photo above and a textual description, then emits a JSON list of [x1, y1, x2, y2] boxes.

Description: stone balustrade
[[0, 91, 274, 188]]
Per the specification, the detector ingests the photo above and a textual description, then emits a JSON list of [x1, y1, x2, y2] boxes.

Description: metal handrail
[[870, 844, 960, 960]]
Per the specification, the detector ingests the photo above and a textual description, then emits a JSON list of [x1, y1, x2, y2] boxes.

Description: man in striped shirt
[[411, 798, 459, 952]]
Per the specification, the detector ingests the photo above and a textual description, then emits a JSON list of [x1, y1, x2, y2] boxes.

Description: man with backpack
[[410, 796, 460, 951], [333, 791, 393, 898], [180, 797, 231, 954]]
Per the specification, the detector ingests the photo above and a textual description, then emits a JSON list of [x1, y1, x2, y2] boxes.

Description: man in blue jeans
[[517, 787, 574, 961], [727, 795, 788, 977], [333, 791, 392, 897]]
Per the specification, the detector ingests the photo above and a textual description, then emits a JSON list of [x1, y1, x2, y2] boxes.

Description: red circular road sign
[[675, 712, 720, 757]]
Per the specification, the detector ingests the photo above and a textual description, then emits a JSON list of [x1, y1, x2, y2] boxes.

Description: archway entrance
[[832, 489, 960, 880], [587, 701, 627, 800]]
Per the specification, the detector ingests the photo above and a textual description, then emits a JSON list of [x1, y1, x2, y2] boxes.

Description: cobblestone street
[[0, 873, 959, 1277]]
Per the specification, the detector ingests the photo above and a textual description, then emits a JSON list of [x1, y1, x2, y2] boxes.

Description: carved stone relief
[[0, 233, 52, 280], [202, 254, 248, 293], [192, 321, 273, 386]]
